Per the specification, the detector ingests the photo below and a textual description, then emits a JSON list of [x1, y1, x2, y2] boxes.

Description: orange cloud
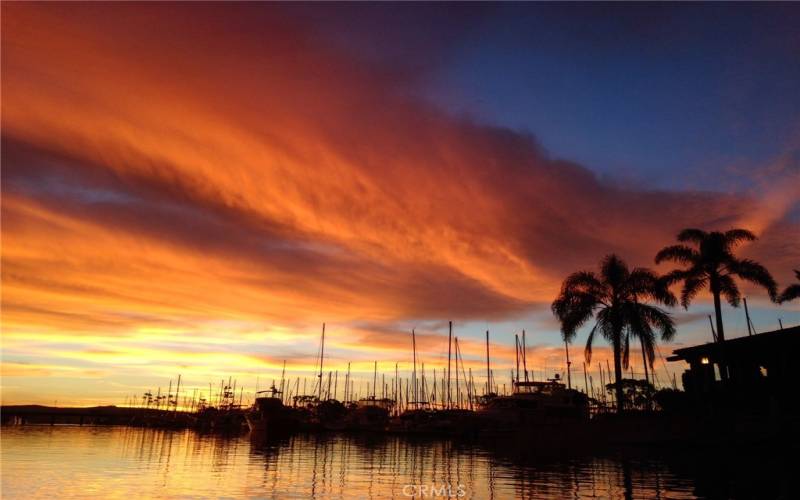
[[2, 4, 797, 404]]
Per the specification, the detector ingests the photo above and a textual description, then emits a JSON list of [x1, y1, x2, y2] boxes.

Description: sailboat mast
[[565, 339, 572, 389], [175, 374, 181, 412], [514, 334, 520, 385], [744, 297, 755, 335], [486, 330, 491, 395], [318, 323, 325, 401], [345, 362, 351, 402], [522, 330, 529, 382], [372, 361, 377, 399], [421, 362, 426, 405], [412, 328, 418, 408], [455, 337, 460, 409], [447, 321, 453, 409], [279, 360, 287, 403]]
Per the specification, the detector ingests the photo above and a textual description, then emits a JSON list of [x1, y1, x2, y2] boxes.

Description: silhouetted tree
[[653, 388, 690, 414], [605, 379, 656, 411], [627, 270, 677, 387], [552, 254, 676, 413], [778, 270, 800, 303], [655, 229, 777, 344]]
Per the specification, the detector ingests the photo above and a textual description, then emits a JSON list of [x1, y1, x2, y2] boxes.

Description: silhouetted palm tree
[[655, 229, 777, 344], [552, 254, 676, 413], [778, 270, 800, 303]]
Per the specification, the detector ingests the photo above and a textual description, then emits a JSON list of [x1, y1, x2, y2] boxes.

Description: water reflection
[[0, 426, 792, 499]]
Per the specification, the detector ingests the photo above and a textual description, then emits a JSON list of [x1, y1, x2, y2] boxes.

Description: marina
[[3, 3, 800, 498], [5, 325, 799, 451]]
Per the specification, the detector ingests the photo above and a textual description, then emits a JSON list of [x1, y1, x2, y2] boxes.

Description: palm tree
[[655, 229, 777, 345], [552, 254, 676, 413], [778, 270, 800, 303]]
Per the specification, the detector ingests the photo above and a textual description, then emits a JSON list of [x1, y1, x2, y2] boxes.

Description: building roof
[[667, 325, 800, 362]]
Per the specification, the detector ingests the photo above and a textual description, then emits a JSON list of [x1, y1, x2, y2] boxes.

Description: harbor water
[[0, 426, 791, 499]]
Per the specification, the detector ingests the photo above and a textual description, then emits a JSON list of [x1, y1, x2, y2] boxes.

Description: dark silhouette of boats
[[472, 376, 590, 445], [478, 377, 589, 427], [388, 407, 477, 436], [195, 405, 246, 433], [346, 396, 394, 431], [245, 386, 302, 434], [315, 398, 348, 431]]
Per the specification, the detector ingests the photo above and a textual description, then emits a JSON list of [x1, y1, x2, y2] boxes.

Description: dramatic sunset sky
[[2, 3, 799, 406]]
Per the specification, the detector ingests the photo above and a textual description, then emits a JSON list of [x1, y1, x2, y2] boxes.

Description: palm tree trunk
[[712, 289, 725, 342], [613, 335, 624, 413]]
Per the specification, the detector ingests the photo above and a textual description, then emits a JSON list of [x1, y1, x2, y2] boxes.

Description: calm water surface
[[0, 426, 790, 499]]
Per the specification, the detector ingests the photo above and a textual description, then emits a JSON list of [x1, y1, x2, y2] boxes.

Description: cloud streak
[[2, 4, 798, 403]]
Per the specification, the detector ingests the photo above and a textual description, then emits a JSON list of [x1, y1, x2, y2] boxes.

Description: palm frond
[[584, 323, 598, 364], [561, 270, 605, 293], [723, 228, 757, 249], [730, 258, 778, 301], [677, 228, 708, 244], [778, 283, 800, 304], [622, 332, 630, 370], [718, 273, 741, 307], [680, 275, 708, 309], [552, 269, 607, 342], [650, 272, 678, 307], [600, 254, 629, 290], [661, 268, 698, 286], [637, 303, 676, 342], [655, 245, 698, 265]]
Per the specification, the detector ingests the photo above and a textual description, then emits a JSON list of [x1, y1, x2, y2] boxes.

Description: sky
[[2, 3, 799, 406]]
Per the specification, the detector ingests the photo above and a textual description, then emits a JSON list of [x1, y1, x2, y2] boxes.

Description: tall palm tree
[[655, 229, 777, 345], [778, 270, 800, 303], [552, 254, 676, 412]]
